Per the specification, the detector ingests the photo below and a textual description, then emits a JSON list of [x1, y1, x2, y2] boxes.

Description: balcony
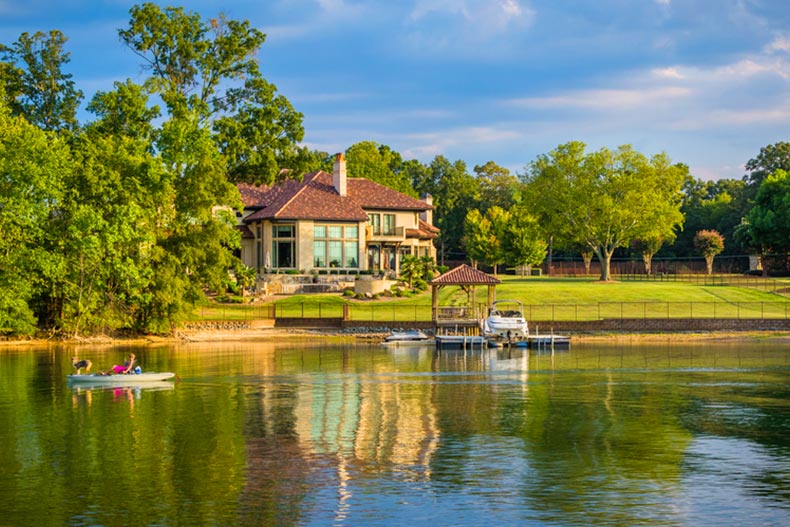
[[366, 225, 405, 241]]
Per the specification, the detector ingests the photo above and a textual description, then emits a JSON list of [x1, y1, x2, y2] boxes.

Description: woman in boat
[[100, 353, 136, 375]]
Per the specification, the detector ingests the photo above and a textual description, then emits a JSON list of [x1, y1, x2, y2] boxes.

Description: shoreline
[[3, 328, 790, 348]]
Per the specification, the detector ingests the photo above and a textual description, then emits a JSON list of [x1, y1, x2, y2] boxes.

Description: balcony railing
[[366, 225, 405, 240]]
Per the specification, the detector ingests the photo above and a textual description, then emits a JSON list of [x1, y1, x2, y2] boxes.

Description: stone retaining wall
[[536, 318, 790, 333], [185, 317, 790, 333], [182, 319, 275, 330]]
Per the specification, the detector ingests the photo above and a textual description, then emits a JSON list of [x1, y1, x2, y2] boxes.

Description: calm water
[[1, 340, 790, 527]]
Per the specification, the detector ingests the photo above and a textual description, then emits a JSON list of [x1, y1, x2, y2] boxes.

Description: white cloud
[[508, 86, 691, 110], [765, 35, 790, 53], [406, 0, 535, 49], [652, 67, 684, 79]]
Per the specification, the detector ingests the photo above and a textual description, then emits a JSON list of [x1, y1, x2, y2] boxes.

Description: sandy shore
[[3, 327, 790, 348]]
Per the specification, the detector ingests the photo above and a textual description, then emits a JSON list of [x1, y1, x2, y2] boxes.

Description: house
[[237, 153, 438, 275]]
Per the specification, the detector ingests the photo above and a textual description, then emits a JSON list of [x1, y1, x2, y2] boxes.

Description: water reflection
[[1, 341, 789, 526]]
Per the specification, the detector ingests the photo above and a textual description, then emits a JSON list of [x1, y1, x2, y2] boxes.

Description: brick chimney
[[420, 193, 433, 225], [333, 153, 347, 196]]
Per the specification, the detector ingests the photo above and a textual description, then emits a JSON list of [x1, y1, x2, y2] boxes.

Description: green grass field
[[193, 276, 790, 322]]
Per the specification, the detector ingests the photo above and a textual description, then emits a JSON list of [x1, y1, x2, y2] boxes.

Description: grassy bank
[[193, 276, 790, 322]]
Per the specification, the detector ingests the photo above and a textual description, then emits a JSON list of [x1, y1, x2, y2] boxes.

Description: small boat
[[67, 372, 176, 384], [383, 330, 430, 343], [484, 300, 529, 342]]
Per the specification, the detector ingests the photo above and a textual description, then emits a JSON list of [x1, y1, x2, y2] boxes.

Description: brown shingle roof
[[430, 264, 500, 285], [238, 183, 270, 208], [241, 171, 433, 223], [236, 224, 254, 239], [346, 177, 433, 211], [406, 219, 439, 240]]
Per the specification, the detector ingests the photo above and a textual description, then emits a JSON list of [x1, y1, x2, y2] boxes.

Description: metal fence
[[197, 301, 790, 323]]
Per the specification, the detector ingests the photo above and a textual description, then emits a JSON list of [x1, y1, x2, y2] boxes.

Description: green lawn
[[192, 276, 790, 322]]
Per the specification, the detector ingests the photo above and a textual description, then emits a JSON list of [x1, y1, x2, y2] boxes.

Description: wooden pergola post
[[429, 264, 501, 326]]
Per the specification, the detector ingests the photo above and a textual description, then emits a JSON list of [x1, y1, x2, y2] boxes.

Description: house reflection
[[294, 369, 439, 475]]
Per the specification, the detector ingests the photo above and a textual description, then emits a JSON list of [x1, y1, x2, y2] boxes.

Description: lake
[[1, 339, 789, 526]]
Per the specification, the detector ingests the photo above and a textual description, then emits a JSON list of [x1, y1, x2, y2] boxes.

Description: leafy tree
[[631, 237, 665, 275], [464, 206, 519, 275], [398, 255, 421, 289], [0, 97, 68, 335], [694, 230, 724, 275], [345, 141, 415, 195], [116, 4, 253, 332], [119, 3, 304, 185], [418, 255, 437, 282], [86, 79, 160, 140], [463, 208, 497, 270], [419, 156, 480, 265], [744, 142, 790, 189], [403, 159, 431, 197], [672, 174, 747, 257], [397, 255, 436, 290], [745, 170, 790, 272], [233, 263, 257, 296], [502, 205, 547, 271], [474, 161, 519, 212], [0, 30, 82, 131], [525, 142, 685, 281]]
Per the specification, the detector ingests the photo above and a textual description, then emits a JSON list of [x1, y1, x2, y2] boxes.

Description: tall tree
[[672, 174, 747, 257], [502, 205, 547, 272], [419, 156, 480, 264], [525, 142, 685, 281], [345, 141, 415, 195], [119, 3, 304, 185], [0, 30, 82, 131], [474, 161, 519, 212], [463, 207, 508, 274], [116, 4, 259, 332], [744, 142, 790, 188], [745, 169, 790, 272], [0, 97, 68, 335]]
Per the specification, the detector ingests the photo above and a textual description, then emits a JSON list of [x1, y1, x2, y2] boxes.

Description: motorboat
[[383, 329, 431, 344], [484, 300, 529, 342]]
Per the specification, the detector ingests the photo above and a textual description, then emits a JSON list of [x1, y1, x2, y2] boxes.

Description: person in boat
[[100, 353, 136, 375]]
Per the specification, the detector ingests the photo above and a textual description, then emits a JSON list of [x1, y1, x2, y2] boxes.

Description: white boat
[[67, 372, 176, 384], [484, 300, 529, 342], [383, 330, 430, 343]]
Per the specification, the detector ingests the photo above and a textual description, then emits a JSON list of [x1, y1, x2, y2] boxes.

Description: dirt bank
[[3, 327, 790, 349]]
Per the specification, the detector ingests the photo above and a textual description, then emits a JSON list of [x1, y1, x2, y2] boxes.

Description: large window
[[383, 214, 396, 235], [272, 224, 295, 268], [368, 213, 396, 235], [368, 213, 381, 235], [314, 224, 358, 268]]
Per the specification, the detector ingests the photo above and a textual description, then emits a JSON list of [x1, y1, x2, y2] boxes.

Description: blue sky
[[2, 0, 789, 180]]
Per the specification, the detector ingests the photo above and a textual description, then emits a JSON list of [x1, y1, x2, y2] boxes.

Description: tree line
[[1, 3, 788, 337]]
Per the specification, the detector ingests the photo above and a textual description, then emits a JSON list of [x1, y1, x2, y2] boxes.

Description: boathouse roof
[[430, 264, 501, 285]]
